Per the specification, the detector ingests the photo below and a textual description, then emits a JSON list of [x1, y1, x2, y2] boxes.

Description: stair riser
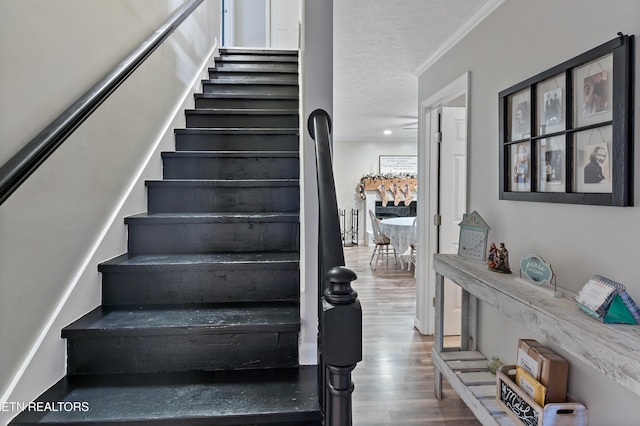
[[202, 83, 298, 96], [217, 55, 298, 62], [208, 71, 297, 82], [175, 133, 299, 151], [127, 222, 299, 254], [102, 268, 299, 305], [147, 186, 299, 213], [186, 113, 298, 128], [213, 62, 298, 72], [163, 157, 299, 180], [195, 97, 298, 110], [67, 332, 298, 375]]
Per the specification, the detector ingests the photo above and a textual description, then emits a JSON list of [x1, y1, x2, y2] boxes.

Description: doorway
[[222, 0, 300, 49], [415, 73, 469, 338], [266, 0, 300, 49]]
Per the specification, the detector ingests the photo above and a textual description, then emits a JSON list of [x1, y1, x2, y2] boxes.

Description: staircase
[[11, 48, 322, 425]]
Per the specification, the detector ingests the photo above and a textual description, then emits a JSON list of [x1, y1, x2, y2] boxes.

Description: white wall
[[0, 1, 221, 421], [298, 0, 332, 365], [333, 138, 417, 242], [417, 0, 640, 423]]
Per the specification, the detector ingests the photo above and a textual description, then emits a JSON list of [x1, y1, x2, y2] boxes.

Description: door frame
[[265, 0, 271, 47], [414, 72, 470, 336]]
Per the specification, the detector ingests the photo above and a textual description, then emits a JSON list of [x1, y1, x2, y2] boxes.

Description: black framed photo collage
[[499, 34, 634, 206]]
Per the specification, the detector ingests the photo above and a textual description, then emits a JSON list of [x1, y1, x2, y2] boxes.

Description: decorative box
[[517, 339, 568, 403], [496, 365, 587, 426]]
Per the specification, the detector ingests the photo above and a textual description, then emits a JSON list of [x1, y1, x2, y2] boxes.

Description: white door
[[222, 0, 235, 47], [438, 106, 467, 336], [268, 0, 300, 49]]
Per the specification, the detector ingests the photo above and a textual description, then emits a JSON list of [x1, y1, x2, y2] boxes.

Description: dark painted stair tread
[[124, 212, 299, 224], [216, 56, 298, 63], [62, 303, 300, 338], [99, 251, 300, 271], [220, 48, 298, 55], [9, 367, 321, 425], [210, 66, 297, 74], [186, 108, 298, 115], [202, 78, 298, 85], [145, 179, 299, 187], [174, 128, 298, 135], [161, 150, 298, 159], [195, 92, 298, 100]]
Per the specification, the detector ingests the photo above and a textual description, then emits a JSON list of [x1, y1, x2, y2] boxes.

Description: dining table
[[378, 216, 417, 268]]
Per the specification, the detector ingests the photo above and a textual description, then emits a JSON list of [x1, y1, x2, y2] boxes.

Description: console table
[[432, 253, 640, 425]]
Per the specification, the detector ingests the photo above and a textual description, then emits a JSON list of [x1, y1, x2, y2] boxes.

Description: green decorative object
[[457, 211, 490, 262], [520, 254, 553, 285], [488, 356, 503, 374]]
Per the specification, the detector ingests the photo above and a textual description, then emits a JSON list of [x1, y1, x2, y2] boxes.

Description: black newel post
[[309, 109, 363, 425], [322, 266, 362, 426]]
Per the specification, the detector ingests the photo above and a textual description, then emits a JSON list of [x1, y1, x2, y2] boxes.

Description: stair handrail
[[308, 109, 362, 425], [0, 0, 205, 206]]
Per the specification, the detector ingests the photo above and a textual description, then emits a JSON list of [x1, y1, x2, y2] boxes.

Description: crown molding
[[412, 0, 508, 77]]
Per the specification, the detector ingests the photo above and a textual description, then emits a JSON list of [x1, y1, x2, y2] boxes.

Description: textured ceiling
[[333, 0, 488, 141]]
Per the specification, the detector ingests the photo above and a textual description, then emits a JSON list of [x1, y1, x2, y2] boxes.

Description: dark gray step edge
[[202, 79, 298, 86], [98, 253, 300, 272], [161, 151, 298, 159], [174, 128, 299, 135], [219, 48, 298, 55], [195, 92, 299, 99], [62, 305, 300, 338], [124, 212, 300, 224], [185, 108, 298, 115], [145, 179, 299, 188]]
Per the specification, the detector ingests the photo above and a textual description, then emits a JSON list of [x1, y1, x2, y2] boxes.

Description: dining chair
[[408, 217, 418, 277], [368, 210, 398, 270]]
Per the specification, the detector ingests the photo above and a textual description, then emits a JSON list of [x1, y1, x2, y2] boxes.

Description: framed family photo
[[574, 54, 613, 128], [498, 34, 633, 206], [537, 74, 566, 136], [575, 127, 613, 194], [538, 136, 565, 193], [510, 142, 530, 192], [508, 89, 531, 142]]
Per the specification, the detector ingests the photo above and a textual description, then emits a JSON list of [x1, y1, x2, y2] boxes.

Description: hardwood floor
[[345, 245, 481, 426]]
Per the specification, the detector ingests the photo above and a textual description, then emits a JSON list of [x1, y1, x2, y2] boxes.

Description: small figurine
[[488, 242, 511, 274], [487, 243, 498, 269]]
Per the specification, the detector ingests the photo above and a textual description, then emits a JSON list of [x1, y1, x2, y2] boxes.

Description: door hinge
[[434, 131, 442, 143], [433, 214, 442, 226], [433, 297, 436, 307]]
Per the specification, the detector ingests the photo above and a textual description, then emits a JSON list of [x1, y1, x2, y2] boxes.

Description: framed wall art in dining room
[[498, 33, 634, 206]]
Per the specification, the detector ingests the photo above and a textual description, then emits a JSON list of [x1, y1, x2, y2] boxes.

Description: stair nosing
[[124, 212, 300, 224], [185, 108, 299, 115], [194, 92, 299, 100], [98, 252, 300, 272], [161, 150, 298, 158], [62, 304, 300, 338], [145, 179, 299, 187], [174, 127, 299, 134], [209, 67, 297, 74], [202, 79, 298, 86]]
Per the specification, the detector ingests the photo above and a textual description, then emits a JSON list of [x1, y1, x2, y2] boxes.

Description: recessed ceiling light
[[383, 130, 392, 135]]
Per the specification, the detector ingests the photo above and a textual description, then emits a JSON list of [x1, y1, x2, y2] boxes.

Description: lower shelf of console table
[[432, 253, 640, 425], [431, 350, 514, 425]]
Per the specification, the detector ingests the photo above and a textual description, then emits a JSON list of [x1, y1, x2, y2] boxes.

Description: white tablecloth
[[379, 217, 417, 262]]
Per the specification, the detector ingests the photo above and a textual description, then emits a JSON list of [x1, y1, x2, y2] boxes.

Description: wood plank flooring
[[345, 245, 481, 426]]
